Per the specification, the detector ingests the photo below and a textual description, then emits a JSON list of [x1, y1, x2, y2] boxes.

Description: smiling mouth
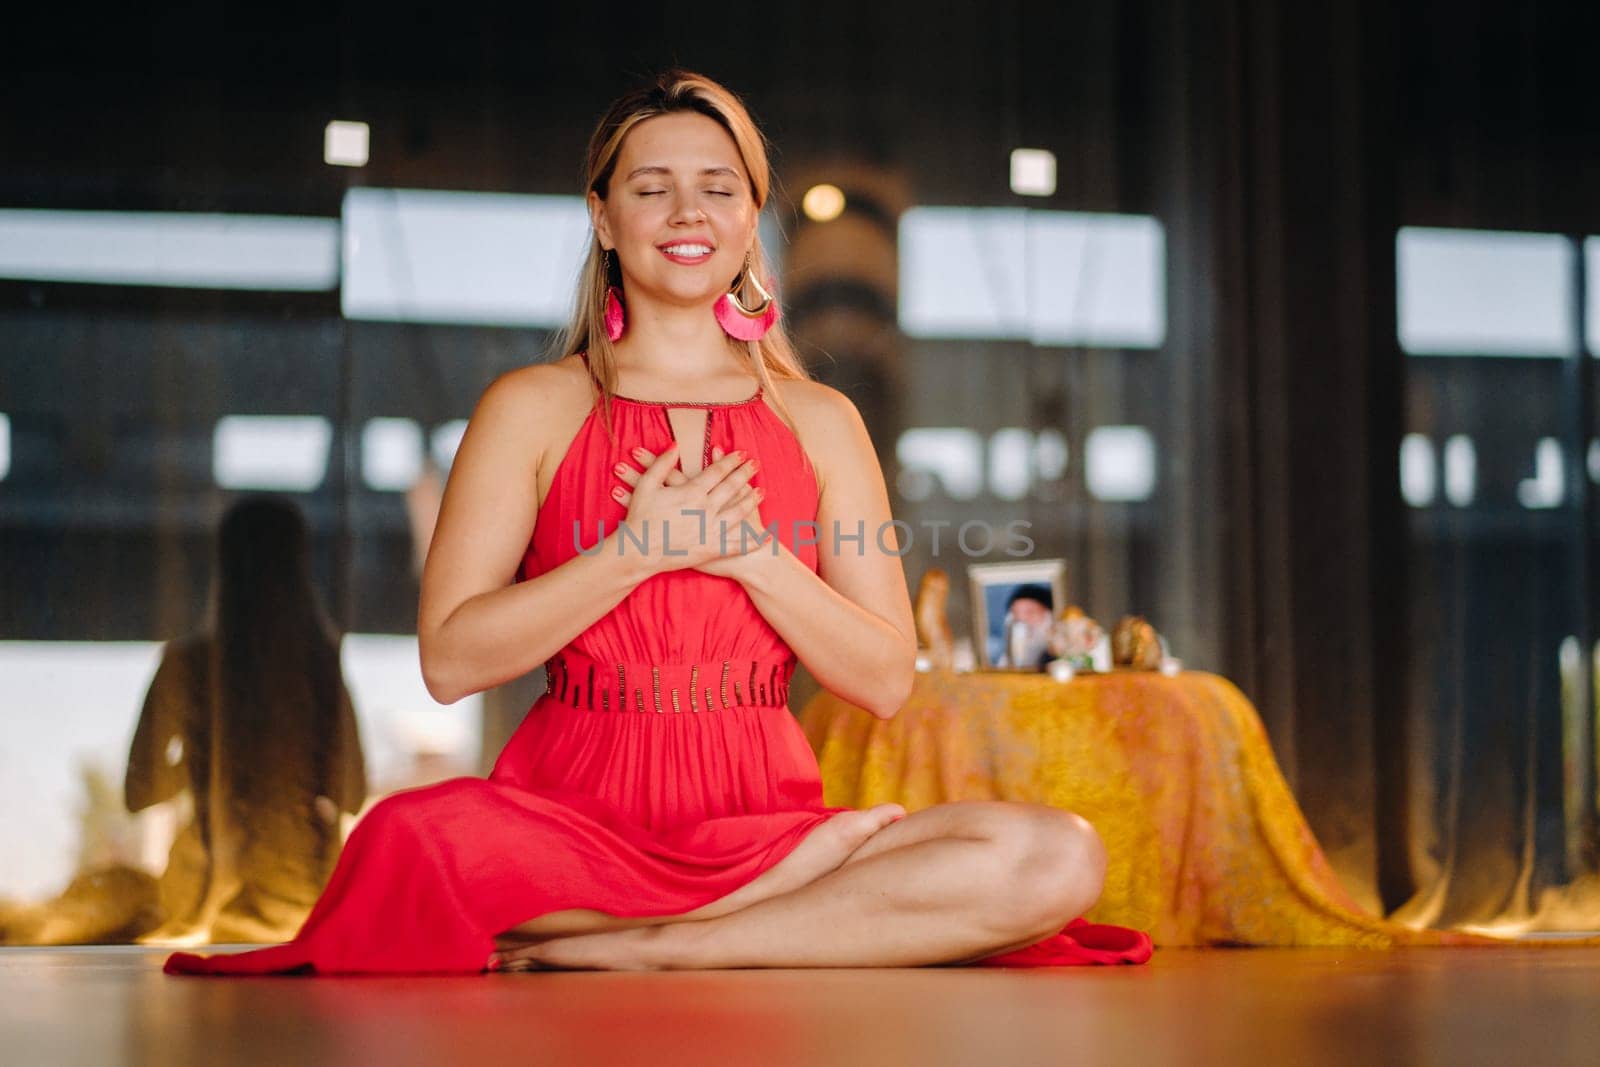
[[658, 243, 715, 262]]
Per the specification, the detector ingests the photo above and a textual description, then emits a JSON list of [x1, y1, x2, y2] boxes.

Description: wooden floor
[[5, 945, 1599, 1066]]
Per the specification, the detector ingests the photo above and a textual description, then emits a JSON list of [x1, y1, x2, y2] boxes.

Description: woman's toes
[[865, 802, 907, 831], [828, 803, 906, 853]]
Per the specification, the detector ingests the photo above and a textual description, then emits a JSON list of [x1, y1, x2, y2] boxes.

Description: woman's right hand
[[611, 445, 765, 574]]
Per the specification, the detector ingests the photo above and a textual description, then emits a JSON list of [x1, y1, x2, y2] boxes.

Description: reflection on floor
[[5, 946, 1600, 1066]]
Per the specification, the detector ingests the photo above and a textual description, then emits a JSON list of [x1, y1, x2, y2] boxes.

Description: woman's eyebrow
[[624, 164, 742, 180]]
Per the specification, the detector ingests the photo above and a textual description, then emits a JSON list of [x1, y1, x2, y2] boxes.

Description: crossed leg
[[492, 801, 1106, 971], [493, 803, 908, 944]]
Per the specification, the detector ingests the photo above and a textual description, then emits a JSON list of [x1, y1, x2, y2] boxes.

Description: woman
[[168, 70, 1148, 975], [130, 495, 366, 946]]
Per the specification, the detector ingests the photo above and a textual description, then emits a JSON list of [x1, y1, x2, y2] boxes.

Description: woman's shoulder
[[765, 378, 875, 495], [465, 357, 594, 456], [454, 357, 594, 492], [766, 376, 863, 427], [767, 377, 872, 446], [478, 354, 593, 415]]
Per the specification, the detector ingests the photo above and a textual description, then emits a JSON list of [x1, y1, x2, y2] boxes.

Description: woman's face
[[590, 111, 758, 310]]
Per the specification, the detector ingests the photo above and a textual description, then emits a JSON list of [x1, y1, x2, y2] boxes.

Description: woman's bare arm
[[125, 639, 198, 811], [417, 366, 655, 704]]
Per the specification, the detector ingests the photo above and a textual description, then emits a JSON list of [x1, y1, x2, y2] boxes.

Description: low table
[[799, 668, 1451, 947]]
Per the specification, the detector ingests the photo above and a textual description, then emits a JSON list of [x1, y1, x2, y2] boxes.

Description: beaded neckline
[[580, 352, 764, 408], [605, 386, 763, 409]]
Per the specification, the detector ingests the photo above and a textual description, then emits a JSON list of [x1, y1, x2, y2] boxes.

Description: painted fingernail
[[612, 487, 625, 499], [614, 463, 628, 475], [631, 447, 648, 459]]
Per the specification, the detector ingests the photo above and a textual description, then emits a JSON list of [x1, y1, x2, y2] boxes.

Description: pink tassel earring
[[714, 252, 779, 341], [602, 249, 625, 342]]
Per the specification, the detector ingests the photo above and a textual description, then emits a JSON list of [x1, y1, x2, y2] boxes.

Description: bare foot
[[501, 925, 668, 972]]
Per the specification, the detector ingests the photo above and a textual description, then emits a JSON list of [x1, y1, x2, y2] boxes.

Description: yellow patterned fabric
[[801, 669, 1481, 947]]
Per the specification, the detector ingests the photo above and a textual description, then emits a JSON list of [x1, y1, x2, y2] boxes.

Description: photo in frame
[[966, 559, 1068, 671]]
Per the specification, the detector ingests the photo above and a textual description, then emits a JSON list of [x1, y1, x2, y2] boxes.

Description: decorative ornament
[[1112, 616, 1166, 671], [714, 252, 779, 341], [913, 568, 955, 671], [602, 249, 625, 342], [1046, 606, 1106, 673]]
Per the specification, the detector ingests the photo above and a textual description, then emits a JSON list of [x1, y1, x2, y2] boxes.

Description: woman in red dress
[[167, 69, 1149, 975]]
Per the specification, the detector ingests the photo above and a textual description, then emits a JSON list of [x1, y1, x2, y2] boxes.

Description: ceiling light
[[1009, 148, 1056, 197], [802, 184, 846, 222], [325, 121, 370, 167]]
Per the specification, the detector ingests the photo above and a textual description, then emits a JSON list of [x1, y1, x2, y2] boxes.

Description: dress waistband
[[543, 647, 795, 713]]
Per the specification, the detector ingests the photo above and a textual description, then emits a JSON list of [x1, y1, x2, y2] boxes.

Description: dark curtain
[[1158, 0, 1401, 916], [1173, 0, 1600, 928]]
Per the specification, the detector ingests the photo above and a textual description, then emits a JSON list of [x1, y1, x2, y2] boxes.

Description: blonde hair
[[556, 69, 810, 437]]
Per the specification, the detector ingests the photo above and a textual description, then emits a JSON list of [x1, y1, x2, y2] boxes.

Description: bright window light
[[1443, 434, 1476, 507], [1588, 238, 1600, 357], [1518, 437, 1565, 509], [342, 189, 590, 327], [0, 641, 167, 898], [0, 209, 339, 291], [1010, 149, 1057, 197], [324, 120, 370, 167], [340, 634, 482, 779], [899, 207, 1165, 348], [1400, 433, 1437, 507], [988, 428, 1034, 501], [430, 419, 469, 472], [0, 413, 9, 481], [0, 637, 481, 900], [895, 428, 983, 501], [361, 417, 424, 491], [1397, 227, 1575, 357], [1085, 425, 1156, 502], [213, 415, 332, 491], [1035, 428, 1069, 481]]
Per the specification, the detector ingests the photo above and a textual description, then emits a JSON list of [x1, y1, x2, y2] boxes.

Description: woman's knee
[[351, 781, 448, 838], [987, 806, 1106, 931], [350, 794, 417, 842]]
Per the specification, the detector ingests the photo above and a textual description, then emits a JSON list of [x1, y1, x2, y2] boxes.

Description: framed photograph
[[967, 559, 1068, 671]]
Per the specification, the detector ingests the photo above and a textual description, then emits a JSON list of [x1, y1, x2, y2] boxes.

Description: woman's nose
[[670, 191, 706, 224]]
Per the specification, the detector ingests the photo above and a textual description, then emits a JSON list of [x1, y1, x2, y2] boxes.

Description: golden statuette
[[913, 567, 956, 671], [1112, 616, 1165, 671]]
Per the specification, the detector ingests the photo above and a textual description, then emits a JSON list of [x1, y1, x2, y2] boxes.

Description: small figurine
[[1112, 616, 1166, 671], [913, 568, 956, 671], [1047, 607, 1105, 672]]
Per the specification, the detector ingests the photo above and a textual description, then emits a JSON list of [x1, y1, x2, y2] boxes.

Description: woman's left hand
[[613, 447, 775, 582]]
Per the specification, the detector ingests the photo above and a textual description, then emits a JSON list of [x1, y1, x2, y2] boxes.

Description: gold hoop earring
[[725, 252, 773, 317]]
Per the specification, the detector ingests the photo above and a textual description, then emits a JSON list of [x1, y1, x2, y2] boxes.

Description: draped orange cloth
[[801, 669, 1486, 947]]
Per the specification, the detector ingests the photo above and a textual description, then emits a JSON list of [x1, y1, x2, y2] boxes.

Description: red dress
[[167, 375, 1152, 975]]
